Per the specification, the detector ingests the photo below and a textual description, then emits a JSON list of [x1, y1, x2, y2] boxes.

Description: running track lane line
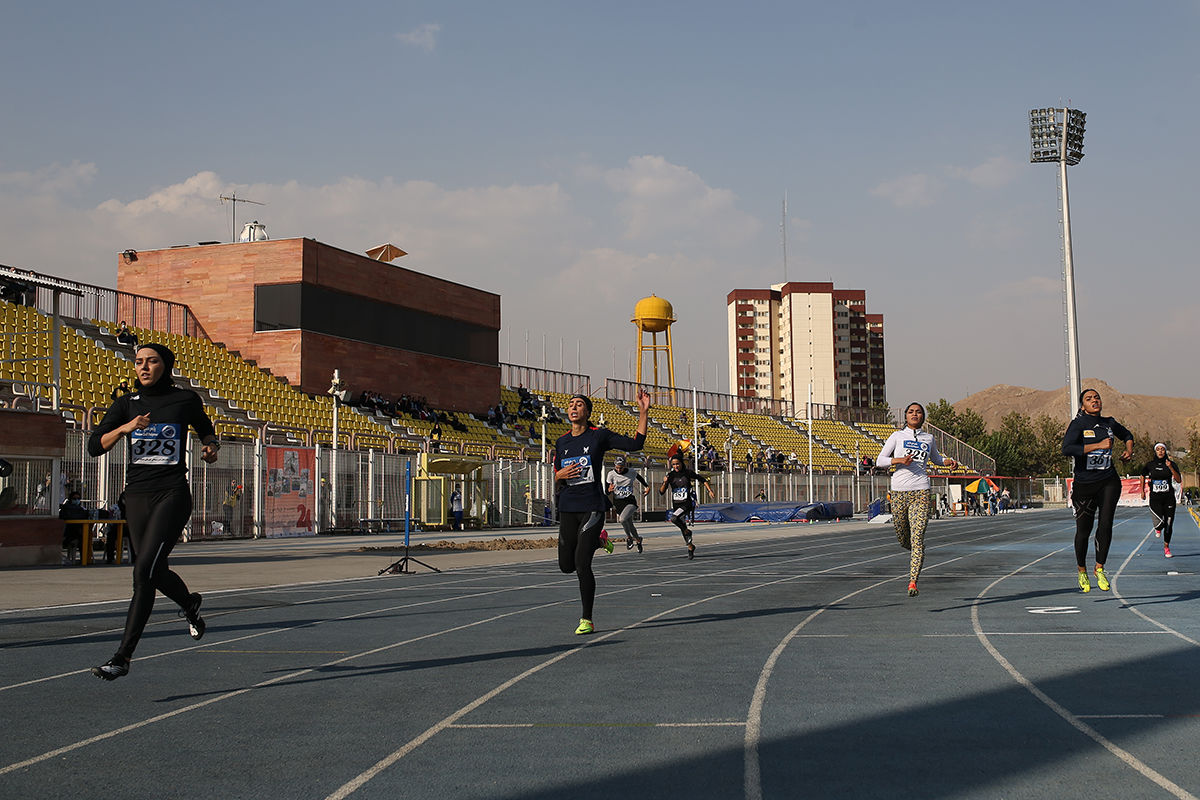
[[741, 518, 1064, 800], [1111, 528, 1200, 647], [0, 532, 906, 775], [970, 528, 1199, 800], [326, 524, 1028, 800]]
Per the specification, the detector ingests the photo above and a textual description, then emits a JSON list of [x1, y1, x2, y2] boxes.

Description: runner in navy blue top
[[554, 389, 650, 635], [1061, 387, 1133, 594], [87, 343, 220, 680]]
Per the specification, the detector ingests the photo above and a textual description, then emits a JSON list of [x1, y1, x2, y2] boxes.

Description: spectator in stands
[[59, 491, 89, 562], [745, 449, 754, 472], [222, 480, 243, 535], [115, 321, 138, 349], [111, 379, 133, 402]]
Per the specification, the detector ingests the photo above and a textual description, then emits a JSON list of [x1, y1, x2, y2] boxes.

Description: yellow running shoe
[[1094, 566, 1110, 591], [1077, 571, 1091, 593], [574, 618, 594, 635]]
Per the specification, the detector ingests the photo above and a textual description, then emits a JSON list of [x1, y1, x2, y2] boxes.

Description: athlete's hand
[[557, 463, 581, 481], [123, 413, 151, 436], [200, 443, 220, 464], [896, 454, 915, 466], [943, 458, 958, 469], [636, 388, 651, 414]]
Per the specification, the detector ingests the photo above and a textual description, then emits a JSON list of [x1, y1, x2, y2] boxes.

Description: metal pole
[[331, 374, 339, 532], [1060, 135, 1082, 418], [692, 387, 699, 473], [807, 381, 814, 501]]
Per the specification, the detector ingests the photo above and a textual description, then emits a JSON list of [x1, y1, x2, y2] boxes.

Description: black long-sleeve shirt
[[1061, 414, 1131, 484], [554, 426, 646, 512]]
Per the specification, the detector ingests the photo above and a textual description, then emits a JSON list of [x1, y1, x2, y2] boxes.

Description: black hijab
[[135, 343, 176, 394]]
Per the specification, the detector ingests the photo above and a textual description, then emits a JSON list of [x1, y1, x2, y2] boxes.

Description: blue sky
[[2, 1, 1197, 416]]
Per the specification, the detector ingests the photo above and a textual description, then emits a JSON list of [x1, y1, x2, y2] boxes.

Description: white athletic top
[[876, 428, 946, 491]]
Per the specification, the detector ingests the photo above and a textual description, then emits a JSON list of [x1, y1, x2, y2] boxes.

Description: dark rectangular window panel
[[254, 283, 497, 366]]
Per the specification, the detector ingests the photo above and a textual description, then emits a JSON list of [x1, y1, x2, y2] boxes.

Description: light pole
[[328, 369, 346, 531], [538, 404, 549, 502], [1030, 106, 1086, 417]]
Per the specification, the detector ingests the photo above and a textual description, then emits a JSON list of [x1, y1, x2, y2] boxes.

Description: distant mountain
[[953, 379, 1200, 445]]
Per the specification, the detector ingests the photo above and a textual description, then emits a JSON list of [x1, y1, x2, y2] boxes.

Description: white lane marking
[[971, 542, 1199, 800], [1026, 606, 1081, 614], [0, 531, 893, 775], [449, 722, 745, 729], [1113, 530, 1200, 648]]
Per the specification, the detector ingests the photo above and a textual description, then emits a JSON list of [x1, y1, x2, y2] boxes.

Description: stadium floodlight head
[[1030, 107, 1085, 166]]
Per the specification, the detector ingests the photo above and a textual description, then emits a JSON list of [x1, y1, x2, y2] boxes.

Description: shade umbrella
[[964, 477, 1000, 494]]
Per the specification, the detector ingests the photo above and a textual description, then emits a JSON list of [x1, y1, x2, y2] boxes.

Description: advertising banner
[[265, 446, 316, 537]]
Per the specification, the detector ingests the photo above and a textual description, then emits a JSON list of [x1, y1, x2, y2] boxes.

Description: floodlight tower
[[1030, 107, 1086, 417]]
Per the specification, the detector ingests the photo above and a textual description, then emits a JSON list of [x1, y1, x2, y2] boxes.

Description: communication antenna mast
[[219, 193, 266, 243], [780, 191, 788, 282]]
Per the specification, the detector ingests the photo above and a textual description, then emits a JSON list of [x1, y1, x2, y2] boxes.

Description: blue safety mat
[[691, 500, 853, 523]]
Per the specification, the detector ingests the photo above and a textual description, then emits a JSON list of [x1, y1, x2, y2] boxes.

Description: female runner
[[659, 454, 716, 560], [554, 390, 650, 635], [1061, 388, 1133, 592], [876, 402, 957, 596], [87, 343, 220, 680], [1140, 443, 1181, 558]]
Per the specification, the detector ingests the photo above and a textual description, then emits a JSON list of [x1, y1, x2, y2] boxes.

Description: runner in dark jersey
[[1140, 443, 1182, 558], [606, 456, 649, 552], [659, 453, 716, 560], [1061, 388, 1133, 594], [87, 343, 220, 680], [554, 390, 650, 635]]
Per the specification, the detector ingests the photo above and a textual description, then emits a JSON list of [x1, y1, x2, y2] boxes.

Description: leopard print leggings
[[891, 489, 932, 584]]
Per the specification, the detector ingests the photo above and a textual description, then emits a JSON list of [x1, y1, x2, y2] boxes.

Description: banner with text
[[265, 446, 316, 537]]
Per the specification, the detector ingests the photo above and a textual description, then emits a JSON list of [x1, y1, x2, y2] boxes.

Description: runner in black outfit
[[554, 390, 650, 635], [1061, 388, 1133, 593], [1140, 443, 1182, 558], [87, 343, 220, 680], [659, 453, 716, 560]]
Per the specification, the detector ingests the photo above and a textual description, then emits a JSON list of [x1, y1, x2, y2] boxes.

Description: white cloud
[[395, 23, 441, 52], [601, 155, 761, 244], [949, 156, 1019, 189], [869, 173, 941, 208]]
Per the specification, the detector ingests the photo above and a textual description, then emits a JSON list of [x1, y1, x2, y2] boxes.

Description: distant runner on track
[[606, 456, 649, 553], [1140, 442, 1182, 558], [659, 454, 716, 560]]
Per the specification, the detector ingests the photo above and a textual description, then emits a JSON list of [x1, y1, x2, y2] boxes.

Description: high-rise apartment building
[[727, 282, 885, 413]]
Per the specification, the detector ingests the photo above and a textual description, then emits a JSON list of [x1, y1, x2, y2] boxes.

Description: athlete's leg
[[669, 505, 690, 539], [573, 512, 605, 620], [558, 512, 582, 575], [115, 489, 193, 660], [891, 491, 912, 550], [905, 491, 932, 584], [618, 503, 639, 539], [1092, 477, 1122, 566], [1161, 501, 1177, 546], [1071, 482, 1100, 569]]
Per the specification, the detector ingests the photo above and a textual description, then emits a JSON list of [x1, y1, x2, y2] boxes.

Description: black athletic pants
[[558, 511, 605, 620], [116, 487, 194, 660], [1071, 476, 1121, 568], [669, 501, 695, 539], [1150, 495, 1177, 545]]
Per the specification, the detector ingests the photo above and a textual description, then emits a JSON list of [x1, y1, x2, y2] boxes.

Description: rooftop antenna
[[780, 191, 788, 282], [219, 193, 265, 243]]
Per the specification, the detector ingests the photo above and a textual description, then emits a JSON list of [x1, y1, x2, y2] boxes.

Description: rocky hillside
[[954, 379, 1200, 445]]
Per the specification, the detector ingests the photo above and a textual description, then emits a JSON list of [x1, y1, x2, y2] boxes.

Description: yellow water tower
[[632, 294, 677, 399]]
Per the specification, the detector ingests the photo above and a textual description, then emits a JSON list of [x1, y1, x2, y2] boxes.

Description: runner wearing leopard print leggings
[[876, 403, 957, 597]]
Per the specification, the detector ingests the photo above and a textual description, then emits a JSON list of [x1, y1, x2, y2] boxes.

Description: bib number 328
[[131, 424, 183, 465]]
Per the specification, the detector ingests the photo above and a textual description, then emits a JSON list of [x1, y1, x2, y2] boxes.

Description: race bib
[[561, 455, 593, 486], [1152, 479, 1170, 493], [1085, 450, 1111, 471], [614, 485, 632, 499], [130, 423, 183, 465], [902, 440, 930, 464], [673, 487, 690, 501]]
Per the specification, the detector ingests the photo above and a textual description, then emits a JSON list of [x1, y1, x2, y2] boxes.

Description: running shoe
[[1165, 545, 1173, 558], [907, 581, 919, 597], [91, 656, 129, 681], [1155, 529, 1162, 538], [626, 535, 635, 550], [181, 592, 206, 640], [687, 542, 696, 560], [599, 530, 614, 554], [1077, 571, 1091, 593], [574, 618, 594, 635], [1094, 566, 1110, 591], [636, 537, 643, 554]]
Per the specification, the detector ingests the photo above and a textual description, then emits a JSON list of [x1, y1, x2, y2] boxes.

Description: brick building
[[118, 238, 500, 413]]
